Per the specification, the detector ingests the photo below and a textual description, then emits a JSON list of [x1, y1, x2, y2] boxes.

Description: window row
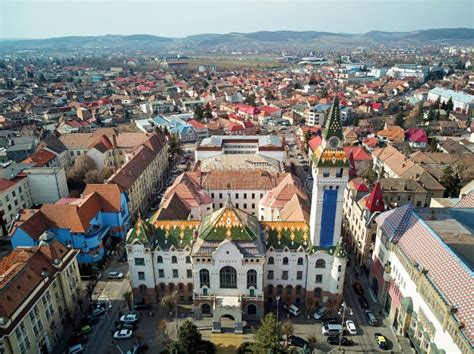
[[268, 257, 327, 268], [199, 267, 257, 289]]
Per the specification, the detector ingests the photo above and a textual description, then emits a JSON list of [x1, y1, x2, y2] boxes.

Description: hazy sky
[[1, 0, 473, 39]]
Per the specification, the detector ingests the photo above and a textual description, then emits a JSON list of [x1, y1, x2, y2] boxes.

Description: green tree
[[446, 97, 454, 112], [395, 110, 404, 128], [194, 105, 204, 120], [250, 313, 283, 353], [176, 320, 202, 353], [440, 165, 462, 197], [363, 167, 379, 184], [427, 108, 435, 121]]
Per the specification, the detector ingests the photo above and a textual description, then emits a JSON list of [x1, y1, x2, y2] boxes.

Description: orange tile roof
[[22, 149, 56, 167], [83, 184, 122, 212]]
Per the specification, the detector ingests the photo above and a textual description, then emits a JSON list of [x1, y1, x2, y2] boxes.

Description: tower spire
[[323, 95, 344, 142]]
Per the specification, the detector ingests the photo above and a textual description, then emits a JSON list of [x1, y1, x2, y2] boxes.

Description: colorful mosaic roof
[[199, 204, 261, 241], [322, 96, 344, 141], [153, 220, 199, 249], [127, 217, 156, 244], [262, 221, 311, 250], [312, 146, 349, 168]]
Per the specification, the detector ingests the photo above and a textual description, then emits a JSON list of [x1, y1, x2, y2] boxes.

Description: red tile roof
[[405, 128, 428, 143], [0, 178, 20, 193], [365, 182, 385, 212], [343, 146, 372, 161]]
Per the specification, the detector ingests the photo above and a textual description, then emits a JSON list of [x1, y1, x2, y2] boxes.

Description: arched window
[[297, 257, 304, 265], [139, 284, 147, 294], [247, 304, 257, 315], [187, 283, 193, 292], [220, 266, 237, 288], [282, 257, 289, 265], [295, 285, 302, 295], [202, 303, 211, 315], [247, 269, 257, 289], [286, 285, 292, 295], [185, 256, 191, 264], [169, 283, 175, 292], [159, 283, 166, 291], [268, 257, 274, 265], [267, 285, 273, 294], [276, 285, 283, 295], [315, 259, 326, 268], [338, 264, 342, 272], [178, 283, 184, 291], [171, 256, 177, 263], [314, 287, 322, 298], [157, 256, 163, 263], [199, 269, 210, 288]]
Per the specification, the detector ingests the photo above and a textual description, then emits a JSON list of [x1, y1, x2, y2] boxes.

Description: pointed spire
[[366, 182, 385, 213], [323, 95, 344, 142]]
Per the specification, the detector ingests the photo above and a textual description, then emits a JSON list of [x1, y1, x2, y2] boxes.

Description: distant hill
[[1, 28, 473, 52]]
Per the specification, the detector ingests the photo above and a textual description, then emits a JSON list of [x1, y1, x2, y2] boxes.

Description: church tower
[[310, 96, 349, 247]]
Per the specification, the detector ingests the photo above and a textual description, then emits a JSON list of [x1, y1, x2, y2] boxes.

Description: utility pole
[[276, 296, 280, 321], [338, 302, 353, 352]]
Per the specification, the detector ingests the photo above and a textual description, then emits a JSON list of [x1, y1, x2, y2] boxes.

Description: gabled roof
[[82, 184, 123, 212], [22, 149, 56, 167]]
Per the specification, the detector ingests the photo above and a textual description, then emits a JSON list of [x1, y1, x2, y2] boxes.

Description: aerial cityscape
[[0, 1, 473, 353]]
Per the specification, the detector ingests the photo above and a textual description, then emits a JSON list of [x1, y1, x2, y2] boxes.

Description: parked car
[[126, 343, 148, 354], [322, 324, 343, 336], [74, 325, 92, 337], [366, 310, 378, 326], [68, 335, 87, 346], [120, 313, 139, 323], [134, 302, 151, 311], [288, 335, 308, 348], [313, 305, 329, 320], [89, 307, 106, 318], [374, 333, 388, 349], [83, 317, 100, 326], [345, 320, 357, 335], [114, 329, 133, 339], [107, 271, 124, 279], [68, 343, 85, 354], [327, 336, 354, 346], [352, 282, 364, 295], [358, 296, 369, 309], [283, 304, 301, 316]]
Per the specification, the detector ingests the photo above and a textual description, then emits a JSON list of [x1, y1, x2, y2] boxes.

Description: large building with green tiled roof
[[126, 98, 348, 331]]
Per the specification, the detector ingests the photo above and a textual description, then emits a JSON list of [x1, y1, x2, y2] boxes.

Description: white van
[[287, 304, 301, 316], [313, 306, 329, 320], [322, 324, 343, 336], [68, 344, 85, 354]]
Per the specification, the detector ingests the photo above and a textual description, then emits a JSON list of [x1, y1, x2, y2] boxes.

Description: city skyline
[[1, 0, 473, 39]]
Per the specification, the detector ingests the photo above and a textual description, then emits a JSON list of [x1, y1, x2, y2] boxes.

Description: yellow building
[[0, 238, 82, 354]]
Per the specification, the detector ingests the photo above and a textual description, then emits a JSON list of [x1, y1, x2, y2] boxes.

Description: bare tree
[[160, 291, 178, 316], [308, 334, 318, 351], [123, 291, 133, 311], [281, 320, 294, 348]]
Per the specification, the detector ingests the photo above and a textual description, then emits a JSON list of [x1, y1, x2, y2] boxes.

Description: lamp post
[[338, 302, 353, 352], [276, 296, 280, 321]]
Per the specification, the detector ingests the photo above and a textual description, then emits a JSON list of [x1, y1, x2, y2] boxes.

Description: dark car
[[327, 336, 354, 346], [68, 335, 87, 346], [322, 317, 341, 326], [358, 296, 369, 309], [352, 282, 364, 295], [83, 317, 100, 326], [117, 322, 137, 331], [134, 302, 152, 311], [288, 335, 308, 348]]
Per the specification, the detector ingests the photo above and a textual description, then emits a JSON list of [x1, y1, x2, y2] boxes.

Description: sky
[[1, 0, 473, 39]]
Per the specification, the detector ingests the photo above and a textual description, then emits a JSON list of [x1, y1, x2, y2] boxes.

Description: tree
[[327, 296, 342, 315], [160, 291, 177, 316], [204, 102, 213, 119], [176, 320, 202, 353], [245, 92, 257, 106], [427, 108, 436, 121], [445, 97, 454, 112], [123, 291, 133, 311], [428, 138, 439, 152], [157, 319, 172, 350], [84, 169, 104, 184], [395, 105, 404, 128], [440, 165, 462, 198], [281, 320, 293, 348], [194, 105, 204, 120], [67, 155, 99, 192], [102, 166, 115, 180], [250, 313, 283, 353]]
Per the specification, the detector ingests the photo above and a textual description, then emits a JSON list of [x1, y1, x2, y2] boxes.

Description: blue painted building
[[10, 184, 130, 263], [152, 115, 197, 142]]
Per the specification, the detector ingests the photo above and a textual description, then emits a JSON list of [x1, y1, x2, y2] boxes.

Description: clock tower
[[310, 96, 349, 247]]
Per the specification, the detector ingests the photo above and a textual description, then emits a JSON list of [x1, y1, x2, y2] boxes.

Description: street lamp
[[276, 296, 280, 321], [338, 302, 353, 352]]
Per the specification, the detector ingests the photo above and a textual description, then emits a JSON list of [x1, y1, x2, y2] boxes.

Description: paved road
[[84, 260, 133, 354]]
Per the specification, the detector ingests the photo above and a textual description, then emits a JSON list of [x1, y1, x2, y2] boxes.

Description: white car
[[107, 271, 124, 279], [113, 329, 133, 339], [120, 313, 139, 323], [346, 320, 357, 335]]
